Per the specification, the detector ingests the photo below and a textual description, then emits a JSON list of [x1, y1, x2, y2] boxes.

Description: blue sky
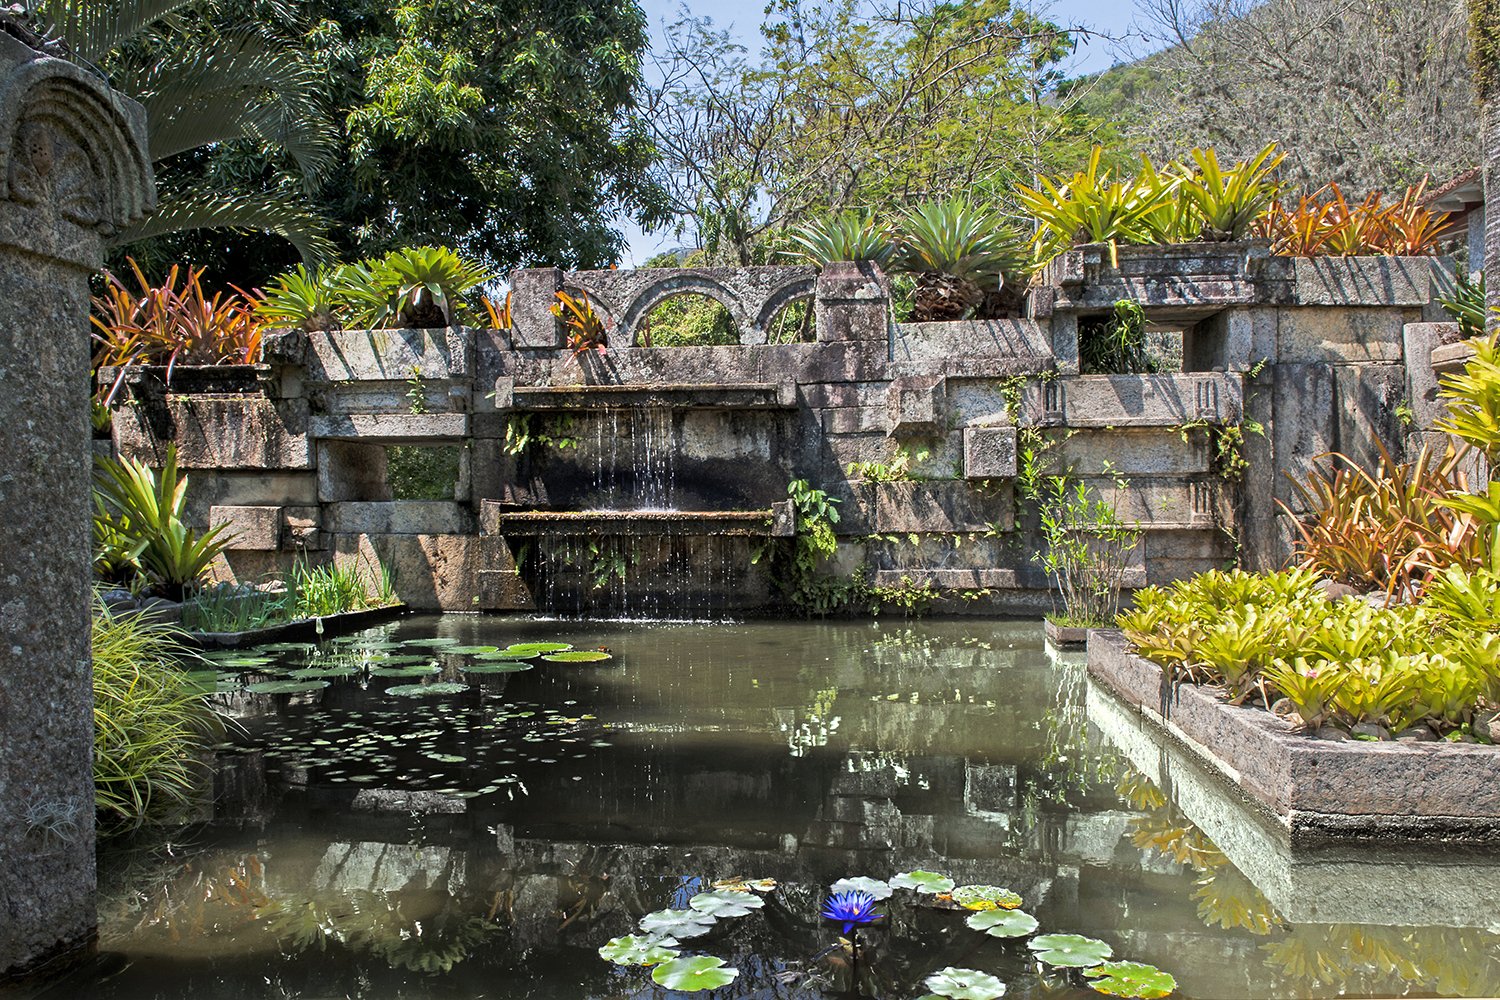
[[621, 0, 1157, 261]]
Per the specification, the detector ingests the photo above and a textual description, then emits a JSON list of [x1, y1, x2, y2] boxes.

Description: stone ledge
[[300, 328, 474, 382], [309, 413, 468, 441], [1087, 629, 1500, 843], [1020, 373, 1244, 428], [1291, 255, 1454, 307]]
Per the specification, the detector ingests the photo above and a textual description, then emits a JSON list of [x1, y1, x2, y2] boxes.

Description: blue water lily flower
[[821, 889, 882, 934]]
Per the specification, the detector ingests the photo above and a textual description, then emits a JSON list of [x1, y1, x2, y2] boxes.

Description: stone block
[[770, 500, 796, 537], [1051, 427, 1211, 476], [1291, 255, 1454, 307], [820, 406, 889, 434], [1271, 363, 1336, 514], [282, 506, 323, 550], [180, 471, 319, 528], [309, 412, 468, 441], [1334, 364, 1406, 470], [301, 328, 474, 382], [210, 505, 283, 551], [1019, 373, 1243, 428], [887, 375, 944, 436], [113, 395, 311, 470], [317, 441, 390, 502], [1275, 306, 1412, 364], [1402, 322, 1463, 429], [477, 570, 536, 611], [873, 481, 1014, 533], [325, 501, 472, 535], [963, 424, 1017, 478], [872, 568, 1019, 589], [508, 268, 563, 348], [799, 381, 888, 409], [815, 261, 890, 343], [1184, 307, 1275, 372], [892, 319, 1053, 364], [1079, 476, 1226, 529], [1045, 241, 1274, 311]]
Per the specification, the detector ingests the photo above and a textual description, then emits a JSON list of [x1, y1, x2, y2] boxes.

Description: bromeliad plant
[[94, 446, 235, 600], [92, 258, 263, 404], [894, 198, 1030, 322], [1255, 180, 1457, 257], [551, 289, 610, 355], [782, 210, 896, 267]]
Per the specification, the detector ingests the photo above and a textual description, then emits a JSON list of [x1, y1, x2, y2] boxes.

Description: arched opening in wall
[[637, 293, 739, 347], [766, 296, 816, 344]]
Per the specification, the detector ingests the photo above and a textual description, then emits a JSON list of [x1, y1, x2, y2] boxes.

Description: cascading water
[[588, 406, 678, 511]]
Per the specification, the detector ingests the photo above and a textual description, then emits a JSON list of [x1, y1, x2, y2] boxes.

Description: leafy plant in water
[[755, 479, 861, 614], [651, 955, 739, 992], [890, 869, 956, 894], [1028, 933, 1114, 968], [94, 447, 235, 600], [781, 209, 895, 266], [1085, 962, 1178, 998], [639, 908, 715, 939], [830, 876, 893, 900], [924, 966, 1007, 1000], [690, 889, 764, 918], [951, 884, 1023, 910]]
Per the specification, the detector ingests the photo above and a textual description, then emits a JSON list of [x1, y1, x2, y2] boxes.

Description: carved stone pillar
[[0, 34, 154, 975]]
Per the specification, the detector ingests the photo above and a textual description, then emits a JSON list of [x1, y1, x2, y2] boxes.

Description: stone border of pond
[[186, 603, 409, 649], [1087, 629, 1500, 844], [1043, 619, 1089, 649]]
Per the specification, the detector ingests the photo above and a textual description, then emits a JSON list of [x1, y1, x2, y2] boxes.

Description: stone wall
[[110, 247, 1456, 614]]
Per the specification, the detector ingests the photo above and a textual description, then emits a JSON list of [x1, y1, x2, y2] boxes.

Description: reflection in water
[[21, 618, 1500, 999]]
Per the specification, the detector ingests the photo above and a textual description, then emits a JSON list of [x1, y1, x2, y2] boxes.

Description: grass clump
[[92, 599, 217, 832]]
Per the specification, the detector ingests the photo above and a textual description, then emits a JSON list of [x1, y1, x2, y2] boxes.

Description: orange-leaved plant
[[551, 289, 609, 355], [1256, 180, 1456, 257], [92, 258, 262, 405]]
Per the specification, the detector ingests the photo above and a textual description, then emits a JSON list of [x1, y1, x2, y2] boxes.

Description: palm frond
[[26, 0, 197, 63], [113, 188, 337, 263], [111, 32, 335, 179]]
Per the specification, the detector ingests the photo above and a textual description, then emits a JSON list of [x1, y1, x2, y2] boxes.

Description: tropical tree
[[26, 0, 338, 264]]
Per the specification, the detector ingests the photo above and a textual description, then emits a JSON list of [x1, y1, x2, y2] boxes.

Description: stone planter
[[1088, 629, 1500, 844], [187, 603, 408, 649], [1044, 240, 1281, 312], [98, 363, 271, 398], [1043, 618, 1089, 649]]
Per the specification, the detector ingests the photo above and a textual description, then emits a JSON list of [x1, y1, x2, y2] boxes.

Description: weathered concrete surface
[[113, 395, 311, 469], [0, 38, 155, 977], [1019, 373, 1244, 427], [209, 505, 283, 550], [962, 424, 1017, 479], [330, 533, 480, 612], [1275, 306, 1414, 364], [325, 501, 473, 536], [1291, 255, 1454, 308], [1088, 630, 1500, 843], [286, 327, 474, 382], [308, 412, 468, 442]]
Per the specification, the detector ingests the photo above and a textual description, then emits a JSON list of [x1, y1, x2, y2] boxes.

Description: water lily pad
[[461, 661, 533, 674], [384, 682, 471, 697], [1084, 962, 1176, 998], [689, 890, 764, 919], [542, 650, 612, 663], [403, 637, 458, 647], [498, 642, 573, 659], [598, 934, 680, 967], [924, 967, 1006, 1000], [366, 654, 432, 665], [245, 680, 330, 694], [1028, 933, 1113, 968], [290, 666, 357, 679], [444, 645, 500, 655], [639, 908, 715, 939], [891, 870, 955, 895], [830, 876, 893, 900], [212, 655, 275, 669], [651, 956, 739, 992], [966, 909, 1038, 938], [256, 642, 315, 653], [370, 665, 443, 677], [952, 885, 1023, 911]]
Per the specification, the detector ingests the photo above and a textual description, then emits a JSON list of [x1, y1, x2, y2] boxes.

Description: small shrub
[[1038, 475, 1141, 629], [1436, 327, 1500, 470]]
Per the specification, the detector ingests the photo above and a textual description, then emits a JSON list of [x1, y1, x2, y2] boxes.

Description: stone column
[[0, 36, 155, 976]]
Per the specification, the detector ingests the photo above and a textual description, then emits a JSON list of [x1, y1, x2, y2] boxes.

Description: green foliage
[[94, 447, 235, 600], [755, 479, 865, 614], [288, 559, 397, 618], [1436, 271, 1489, 339], [782, 210, 896, 266], [847, 445, 929, 483], [1176, 144, 1284, 241], [1120, 568, 1500, 735], [639, 294, 740, 348], [1436, 327, 1500, 469], [1037, 474, 1142, 629], [599, 935, 680, 967], [1079, 300, 1153, 375], [386, 445, 459, 500], [924, 967, 1006, 1000], [253, 265, 344, 332], [255, 247, 493, 331], [651, 956, 739, 992], [92, 600, 215, 832], [369, 246, 495, 329], [1085, 962, 1178, 999], [1028, 933, 1114, 968]]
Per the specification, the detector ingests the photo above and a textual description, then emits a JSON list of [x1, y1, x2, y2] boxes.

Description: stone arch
[[617, 273, 749, 346], [0, 55, 156, 243], [753, 275, 818, 344]]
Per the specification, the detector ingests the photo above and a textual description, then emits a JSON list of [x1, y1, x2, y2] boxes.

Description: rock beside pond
[[1351, 722, 1391, 741], [1395, 726, 1439, 742], [1314, 726, 1349, 741], [1476, 713, 1500, 742]]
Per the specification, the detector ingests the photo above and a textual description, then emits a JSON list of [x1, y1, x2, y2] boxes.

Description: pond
[[30, 617, 1500, 999]]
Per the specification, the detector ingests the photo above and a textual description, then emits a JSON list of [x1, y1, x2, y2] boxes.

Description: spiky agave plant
[[372, 246, 495, 328], [781, 210, 896, 266], [894, 199, 1028, 322], [1177, 143, 1285, 241], [253, 264, 346, 332]]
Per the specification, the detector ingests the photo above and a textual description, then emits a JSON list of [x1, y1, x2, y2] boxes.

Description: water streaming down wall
[[517, 405, 778, 618]]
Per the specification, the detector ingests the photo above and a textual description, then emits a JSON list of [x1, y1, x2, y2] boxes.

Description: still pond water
[[33, 617, 1500, 999]]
